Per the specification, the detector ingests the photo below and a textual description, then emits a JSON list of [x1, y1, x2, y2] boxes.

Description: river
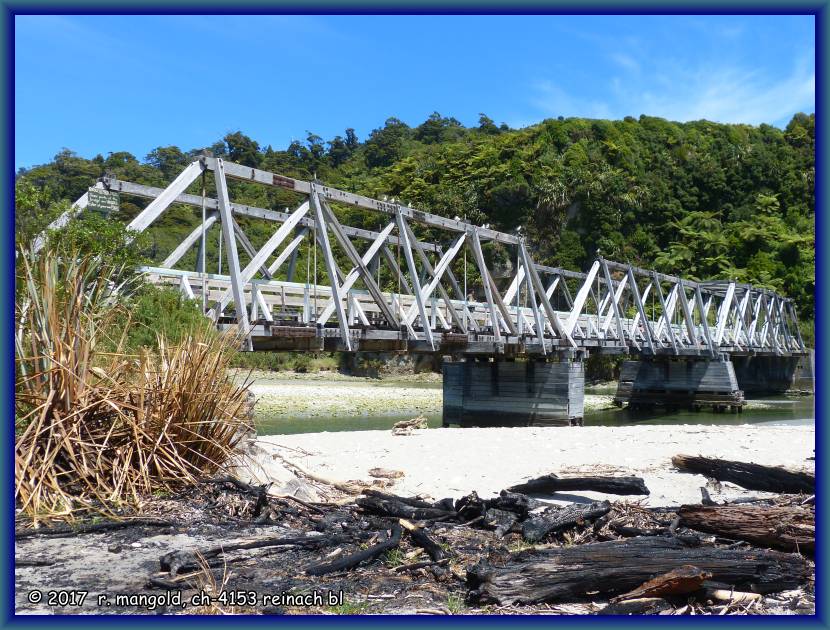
[[251, 373, 814, 436]]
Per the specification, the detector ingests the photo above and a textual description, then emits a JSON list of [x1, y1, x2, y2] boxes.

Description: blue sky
[[14, 14, 815, 170]]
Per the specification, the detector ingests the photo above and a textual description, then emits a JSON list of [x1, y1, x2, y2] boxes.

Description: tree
[[145, 146, 188, 179], [478, 113, 500, 135], [223, 131, 261, 167], [364, 118, 412, 168]]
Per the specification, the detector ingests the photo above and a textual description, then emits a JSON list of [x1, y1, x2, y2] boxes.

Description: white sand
[[256, 424, 814, 507]]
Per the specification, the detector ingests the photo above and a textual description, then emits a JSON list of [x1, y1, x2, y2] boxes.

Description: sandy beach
[[257, 424, 814, 507]]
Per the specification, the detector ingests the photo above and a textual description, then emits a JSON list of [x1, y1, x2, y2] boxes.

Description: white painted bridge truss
[[46, 157, 806, 357]]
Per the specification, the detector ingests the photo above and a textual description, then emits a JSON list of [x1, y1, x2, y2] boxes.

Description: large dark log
[[305, 524, 402, 576], [522, 501, 611, 543], [677, 504, 814, 553], [467, 537, 809, 605], [672, 455, 814, 494], [356, 494, 456, 521], [508, 474, 649, 496]]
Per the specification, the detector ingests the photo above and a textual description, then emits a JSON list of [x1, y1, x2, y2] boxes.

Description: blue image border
[[1, 2, 825, 628]]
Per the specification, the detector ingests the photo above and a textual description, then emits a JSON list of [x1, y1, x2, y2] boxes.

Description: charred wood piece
[[356, 494, 456, 521], [522, 500, 611, 543], [672, 455, 814, 494], [467, 536, 809, 605], [611, 564, 712, 602], [508, 474, 649, 496], [305, 524, 402, 576], [677, 504, 814, 553]]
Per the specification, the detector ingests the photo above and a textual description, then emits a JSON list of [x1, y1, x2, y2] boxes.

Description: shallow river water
[[254, 379, 814, 436]]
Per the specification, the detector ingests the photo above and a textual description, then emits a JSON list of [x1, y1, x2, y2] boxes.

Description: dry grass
[[15, 247, 253, 524]]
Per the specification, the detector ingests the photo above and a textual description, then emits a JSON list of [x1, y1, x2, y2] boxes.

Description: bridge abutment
[[613, 356, 744, 412], [442, 354, 585, 427]]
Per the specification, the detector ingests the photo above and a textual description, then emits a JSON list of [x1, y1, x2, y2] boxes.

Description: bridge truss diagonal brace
[[309, 187, 352, 351], [652, 272, 678, 354], [231, 218, 273, 280], [214, 158, 252, 351], [210, 201, 311, 317], [518, 242, 546, 351], [627, 268, 656, 354], [469, 229, 519, 339], [319, 199, 399, 328], [521, 241, 575, 348], [127, 160, 205, 234], [565, 260, 600, 338], [693, 285, 716, 357], [402, 221, 469, 333], [317, 221, 396, 326], [600, 259, 627, 347], [396, 211, 435, 349], [713, 281, 736, 346], [405, 232, 466, 327], [163, 214, 219, 268]]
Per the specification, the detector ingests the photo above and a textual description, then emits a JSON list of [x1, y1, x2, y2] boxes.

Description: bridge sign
[[88, 187, 119, 217]]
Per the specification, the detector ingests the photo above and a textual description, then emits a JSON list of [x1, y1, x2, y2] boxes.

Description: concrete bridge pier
[[442, 353, 586, 428], [613, 356, 745, 413]]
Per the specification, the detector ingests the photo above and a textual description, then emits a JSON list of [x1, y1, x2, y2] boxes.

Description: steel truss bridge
[[42, 157, 807, 359]]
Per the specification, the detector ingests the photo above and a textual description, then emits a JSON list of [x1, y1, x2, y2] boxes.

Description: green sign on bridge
[[88, 187, 120, 217]]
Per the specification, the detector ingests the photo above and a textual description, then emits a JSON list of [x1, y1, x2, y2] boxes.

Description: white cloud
[[610, 52, 640, 73], [530, 79, 613, 120], [530, 54, 814, 126]]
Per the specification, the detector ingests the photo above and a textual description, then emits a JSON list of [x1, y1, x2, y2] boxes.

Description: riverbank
[[257, 424, 814, 507]]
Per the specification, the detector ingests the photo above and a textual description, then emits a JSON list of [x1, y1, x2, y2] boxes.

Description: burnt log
[[305, 524, 402, 576], [489, 491, 543, 517], [522, 500, 611, 543], [356, 494, 456, 521], [160, 533, 350, 575], [610, 565, 711, 602], [467, 536, 809, 605], [672, 455, 814, 494], [677, 504, 814, 553], [508, 474, 649, 496]]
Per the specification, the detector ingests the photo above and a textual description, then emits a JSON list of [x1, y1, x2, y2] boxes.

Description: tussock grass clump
[[15, 247, 252, 524]]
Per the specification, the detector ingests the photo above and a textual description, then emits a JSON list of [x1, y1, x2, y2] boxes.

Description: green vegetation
[[16, 111, 814, 335]]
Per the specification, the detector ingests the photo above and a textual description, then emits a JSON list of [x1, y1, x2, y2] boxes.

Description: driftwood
[[522, 500, 611, 543], [305, 524, 402, 576], [672, 455, 814, 494], [467, 536, 809, 605], [677, 504, 815, 553], [508, 474, 650, 496], [611, 565, 712, 602]]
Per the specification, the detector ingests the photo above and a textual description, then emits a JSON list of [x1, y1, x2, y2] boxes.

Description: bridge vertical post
[[213, 158, 252, 351], [309, 186, 352, 351], [470, 228, 502, 343]]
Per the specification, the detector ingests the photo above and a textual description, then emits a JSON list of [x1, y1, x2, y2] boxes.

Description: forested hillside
[[15, 112, 815, 328]]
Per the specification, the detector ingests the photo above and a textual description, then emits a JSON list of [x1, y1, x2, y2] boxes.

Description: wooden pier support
[[442, 356, 585, 427], [613, 357, 744, 412]]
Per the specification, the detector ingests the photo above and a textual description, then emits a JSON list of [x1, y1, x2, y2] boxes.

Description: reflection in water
[[256, 388, 813, 436], [585, 395, 814, 427]]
